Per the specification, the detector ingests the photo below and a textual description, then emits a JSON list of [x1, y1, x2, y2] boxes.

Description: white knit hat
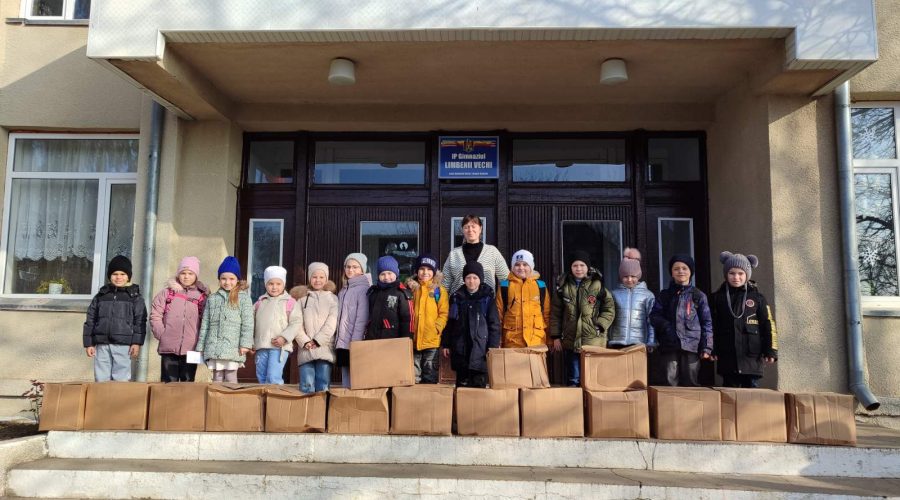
[[511, 249, 535, 270], [264, 265, 287, 285], [307, 262, 329, 281]]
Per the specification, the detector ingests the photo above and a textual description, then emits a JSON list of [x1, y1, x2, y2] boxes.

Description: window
[[360, 221, 419, 281], [852, 104, 900, 308], [314, 141, 426, 185], [246, 141, 293, 184], [1, 134, 139, 297], [22, 0, 90, 20], [247, 219, 284, 301], [657, 218, 695, 290], [512, 139, 626, 182], [560, 221, 622, 286], [647, 137, 701, 182]]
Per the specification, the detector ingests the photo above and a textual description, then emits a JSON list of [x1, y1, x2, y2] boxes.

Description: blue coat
[[442, 284, 501, 373], [649, 282, 713, 354]]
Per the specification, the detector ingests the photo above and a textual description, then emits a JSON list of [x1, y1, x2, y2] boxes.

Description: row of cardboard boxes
[[38, 381, 857, 446]]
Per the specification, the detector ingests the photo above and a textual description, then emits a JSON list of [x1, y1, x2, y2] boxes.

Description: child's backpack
[[498, 279, 547, 313], [164, 288, 206, 317]]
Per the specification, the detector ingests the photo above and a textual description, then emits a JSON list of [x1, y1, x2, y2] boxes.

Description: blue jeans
[[93, 344, 132, 381], [299, 360, 333, 393], [255, 348, 287, 384], [414, 348, 440, 384], [564, 349, 580, 387]]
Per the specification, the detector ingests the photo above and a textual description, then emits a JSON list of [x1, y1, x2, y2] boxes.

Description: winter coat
[[441, 244, 510, 294], [252, 292, 303, 353], [366, 281, 414, 340], [549, 270, 615, 351], [412, 273, 449, 351], [441, 284, 501, 373], [149, 278, 209, 355], [497, 272, 551, 348], [608, 282, 656, 347], [295, 281, 339, 365], [83, 284, 147, 348], [710, 281, 778, 377], [335, 273, 372, 350], [196, 287, 254, 363], [649, 282, 713, 354]]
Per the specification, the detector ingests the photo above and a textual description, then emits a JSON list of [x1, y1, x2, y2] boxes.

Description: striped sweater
[[441, 244, 510, 294]]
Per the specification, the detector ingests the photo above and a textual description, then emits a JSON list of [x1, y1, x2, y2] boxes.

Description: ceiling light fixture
[[328, 58, 356, 86], [600, 58, 628, 85]]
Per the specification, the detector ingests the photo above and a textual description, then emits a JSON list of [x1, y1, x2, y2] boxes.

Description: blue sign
[[438, 136, 499, 179]]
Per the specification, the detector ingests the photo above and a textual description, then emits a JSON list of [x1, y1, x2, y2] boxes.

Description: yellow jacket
[[412, 275, 449, 350], [497, 272, 551, 347]]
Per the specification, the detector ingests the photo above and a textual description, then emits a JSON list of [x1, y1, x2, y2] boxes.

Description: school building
[[0, 0, 897, 421]]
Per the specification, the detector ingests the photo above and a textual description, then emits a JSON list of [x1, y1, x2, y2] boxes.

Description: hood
[[167, 277, 210, 295], [290, 280, 337, 299], [345, 273, 373, 289], [507, 270, 541, 283]]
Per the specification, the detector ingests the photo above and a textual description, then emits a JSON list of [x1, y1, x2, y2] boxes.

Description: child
[[252, 266, 302, 384], [497, 249, 553, 350], [649, 254, 713, 387], [149, 256, 209, 382], [83, 255, 147, 382], [710, 251, 778, 388], [196, 256, 254, 383], [549, 251, 615, 387], [366, 256, 414, 340], [410, 254, 448, 384], [608, 248, 656, 351], [441, 262, 500, 388], [335, 253, 371, 388], [293, 262, 338, 393]]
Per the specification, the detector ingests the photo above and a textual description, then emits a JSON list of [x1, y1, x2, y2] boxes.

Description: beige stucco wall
[[851, 0, 900, 100]]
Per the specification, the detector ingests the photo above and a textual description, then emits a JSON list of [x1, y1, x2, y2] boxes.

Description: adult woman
[[441, 214, 509, 294]]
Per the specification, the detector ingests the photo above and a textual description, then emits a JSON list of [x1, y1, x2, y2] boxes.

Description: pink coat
[[150, 277, 210, 355], [335, 273, 371, 350]]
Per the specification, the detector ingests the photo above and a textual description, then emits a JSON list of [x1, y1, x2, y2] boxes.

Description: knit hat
[[376, 255, 400, 277], [462, 261, 484, 283], [307, 262, 329, 281], [217, 256, 242, 280], [344, 253, 368, 273], [510, 249, 535, 270], [568, 250, 592, 269], [668, 253, 695, 277], [177, 256, 200, 277], [720, 251, 758, 280], [415, 254, 438, 273], [107, 255, 133, 280], [619, 247, 642, 280], [264, 265, 287, 285]]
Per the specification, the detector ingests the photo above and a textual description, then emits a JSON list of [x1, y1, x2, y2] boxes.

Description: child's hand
[[550, 339, 562, 353], [239, 347, 250, 355], [646, 346, 655, 354], [128, 345, 140, 358], [441, 348, 450, 359], [271, 337, 286, 348], [764, 356, 776, 364], [304, 341, 316, 350], [700, 352, 712, 360], [85, 346, 96, 358]]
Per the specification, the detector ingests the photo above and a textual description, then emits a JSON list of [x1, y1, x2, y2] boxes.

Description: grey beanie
[[720, 251, 759, 279]]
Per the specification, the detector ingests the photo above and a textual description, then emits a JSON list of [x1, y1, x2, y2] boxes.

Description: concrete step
[[8, 458, 900, 499], [44, 430, 900, 478]]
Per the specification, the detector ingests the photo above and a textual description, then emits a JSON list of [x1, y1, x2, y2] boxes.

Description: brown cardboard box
[[716, 388, 787, 443], [649, 386, 721, 441], [38, 382, 88, 431], [83, 382, 150, 431], [487, 346, 550, 389], [786, 392, 857, 446], [327, 388, 389, 434], [455, 387, 519, 437], [391, 385, 455, 435], [585, 389, 650, 439], [581, 345, 647, 391], [349, 338, 415, 390], [148, 383, 208, 432], [520, 387, 584, 437], [265, 387, 327, 433], [205, 384, 266, 432]]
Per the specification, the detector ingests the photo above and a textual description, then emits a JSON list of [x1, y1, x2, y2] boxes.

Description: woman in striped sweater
[[441, 214, 510, 294]]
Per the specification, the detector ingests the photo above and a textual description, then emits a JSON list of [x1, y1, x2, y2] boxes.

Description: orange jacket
[[412, 275, 449, 350], [497, 272, 551, 347]]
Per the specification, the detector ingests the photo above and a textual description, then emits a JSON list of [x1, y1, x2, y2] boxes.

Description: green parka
[[197, 287, 254, 363], [549, 270, 615, 351]]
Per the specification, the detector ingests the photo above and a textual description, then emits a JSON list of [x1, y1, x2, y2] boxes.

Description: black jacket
[[710, 281, 777, 377], [366, 282, 414, 340], [83, 284, 147, 347], [441, 284, 501, 373]]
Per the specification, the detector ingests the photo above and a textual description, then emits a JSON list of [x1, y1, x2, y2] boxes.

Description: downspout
[[834, 82, 880, 411], [136, 102, 165, 382]]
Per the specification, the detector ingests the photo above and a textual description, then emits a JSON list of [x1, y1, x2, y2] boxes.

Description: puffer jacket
[[252, 292, 303, 353], [150, 278, 209, 355], [649, 282, 713, 354], [441, 283, 501, 373], [196, 286, 254, 362], [83, 283, 147, 348], [497, 271, 551, 347], [608, 282, 656, 347], [412, 272, 449, 350], [335, 273, 372, 349], [295, 281, 339, 364], [366, 281, 414, 340], [710, 281, 778, 377], [549, 270, 615, 351]]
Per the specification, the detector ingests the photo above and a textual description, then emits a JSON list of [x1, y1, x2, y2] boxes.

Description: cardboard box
[[581, 345, 647, 391], [83, 382, 150, 431], [649, 386, 721, 441], [265, 387, 327, 433], [716, 388, 787, 443], [391, 385, 455, 435], [38, 382, 88, 431], [487, 346, 550, 389], [585, 389, 650, 439], [206, 384, 266, 432], [327, 388, 389, 434], [520, 387, 584, 437], [148, 383, 208, 432], [349, 338, 415, 390], [455, 387, 519, 437], [786, 392, 857, 446]]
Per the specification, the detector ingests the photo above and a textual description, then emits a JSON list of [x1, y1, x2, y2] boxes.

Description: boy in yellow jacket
[[497, 250, 556, 351], [410, 254, 449, 383]]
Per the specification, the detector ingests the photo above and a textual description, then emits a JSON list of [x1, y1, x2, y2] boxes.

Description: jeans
[[160, 353, 197, 382], [723, 374, 761, 388], [563, 349, 581, 387], [255, 348, 287, 384], [94, 344, 132, 381], [414, 348, 440, 384], [660, 350, 700, 387], [299, 360, 332, 393], [341, 366, 351, 388]]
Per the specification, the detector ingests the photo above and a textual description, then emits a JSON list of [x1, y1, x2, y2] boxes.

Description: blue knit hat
[[415, 253, 438, 273], [376, 255, 400, 277], [217, 256, 242, 280]]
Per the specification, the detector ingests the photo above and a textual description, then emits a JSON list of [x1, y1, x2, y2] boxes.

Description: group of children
[[83, 244, 778, 390]]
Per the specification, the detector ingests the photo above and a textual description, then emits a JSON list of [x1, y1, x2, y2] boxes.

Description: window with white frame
[[1, 134, 139, 298], [21, 0, 90, 19], [851, 104, 900, 306]]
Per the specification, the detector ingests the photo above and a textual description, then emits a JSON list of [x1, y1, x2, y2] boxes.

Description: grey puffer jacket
[[295, 281, 339, 365], [608, 282, 656, 347], [196, 287, 254, 362], [335, 273, 372, 350]]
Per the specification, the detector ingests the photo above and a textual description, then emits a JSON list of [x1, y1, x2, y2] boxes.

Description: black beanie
[[668, 253, 695, 277], [568, 250, 592, 269], [107, 255, 133, 280], [462, 261, 484, 283]]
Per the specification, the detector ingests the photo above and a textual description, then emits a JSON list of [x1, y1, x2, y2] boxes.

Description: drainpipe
[[135, 102, 165, 382], [834, 82, 880, 411]]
